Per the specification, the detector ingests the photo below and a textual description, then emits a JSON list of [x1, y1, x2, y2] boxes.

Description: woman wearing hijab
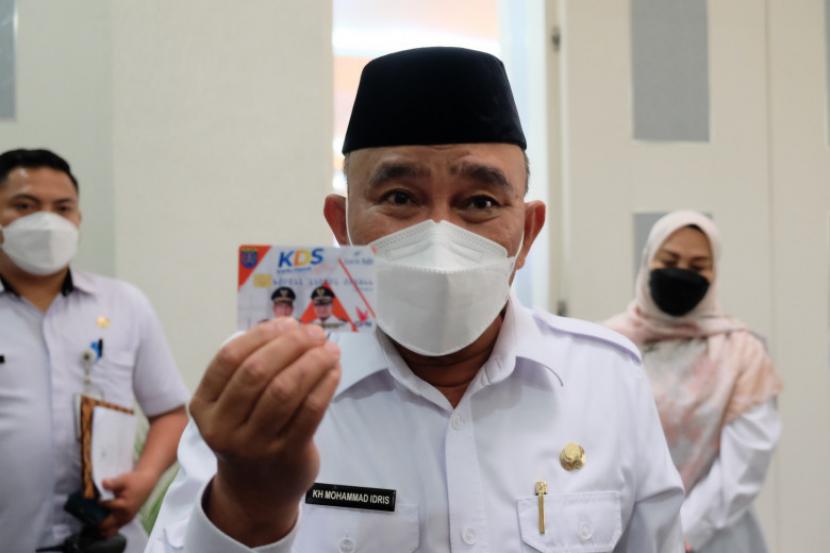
[[606, 210, 782, 553]]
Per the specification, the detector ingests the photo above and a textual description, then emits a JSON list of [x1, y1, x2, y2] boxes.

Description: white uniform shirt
[[641, 340, 781, 552], [0, 270, 190, 553], [149, 299, 684, 553], [680, 400, 780, 553]]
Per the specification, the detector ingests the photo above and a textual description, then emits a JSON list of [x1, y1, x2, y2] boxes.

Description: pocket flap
[[518, 491, 622, 553], [294, 502, 419, 553], [105, 349, 136, 367]]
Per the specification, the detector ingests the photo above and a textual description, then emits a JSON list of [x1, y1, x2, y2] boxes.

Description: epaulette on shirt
[[531, 309, 642, 362]]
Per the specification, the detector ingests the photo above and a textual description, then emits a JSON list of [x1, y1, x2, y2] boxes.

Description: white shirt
[[681, 400, 780, 552], [640, 337, 781, 552], [0, 270, 190, 553], [148, 299, 684, 553]]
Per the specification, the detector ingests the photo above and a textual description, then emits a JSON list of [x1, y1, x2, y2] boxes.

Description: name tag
[[305, 482, 396, 512]]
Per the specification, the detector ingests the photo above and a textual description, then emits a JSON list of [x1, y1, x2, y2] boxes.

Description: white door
[[552, 0, 830, 550]]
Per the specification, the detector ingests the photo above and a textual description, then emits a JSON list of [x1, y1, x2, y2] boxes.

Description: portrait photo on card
[[237, 245, 376, 333]]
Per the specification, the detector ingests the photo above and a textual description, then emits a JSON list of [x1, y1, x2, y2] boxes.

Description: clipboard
[[78, 396, 134, 499]]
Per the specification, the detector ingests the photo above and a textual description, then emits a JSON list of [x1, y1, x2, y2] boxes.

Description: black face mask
[[648, 268, 710, 317]]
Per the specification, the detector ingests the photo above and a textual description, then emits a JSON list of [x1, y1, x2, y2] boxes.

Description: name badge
[[305, 482, 396, 512]]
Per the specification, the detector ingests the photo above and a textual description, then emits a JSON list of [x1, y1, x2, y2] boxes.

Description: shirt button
[[462, 527, 477, 545], [451, 413, 465, 430], [339, 537, 356, 553], [578, 521, 593, 541]]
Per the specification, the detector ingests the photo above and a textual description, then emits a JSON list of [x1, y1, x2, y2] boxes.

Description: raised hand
[[189, 318, 341, 546]]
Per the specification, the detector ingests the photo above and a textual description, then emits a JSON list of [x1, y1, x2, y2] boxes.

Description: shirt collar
[[333, 295, 565, 399], [68, 270, 96, 295], [0, 274, 15, 295], [477, 294, 565, 388], [334, 330, 390, 397], [0, 268, 89, 297]]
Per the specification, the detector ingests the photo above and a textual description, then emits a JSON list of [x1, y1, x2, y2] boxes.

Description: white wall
[[2, 1, 334, 389], [111, 1, 334, 388], [0, 0, 114, 276]]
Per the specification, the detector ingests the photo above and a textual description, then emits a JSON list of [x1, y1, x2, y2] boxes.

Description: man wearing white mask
[[0, 149, 189, 553], [149, 47, 684, 552]]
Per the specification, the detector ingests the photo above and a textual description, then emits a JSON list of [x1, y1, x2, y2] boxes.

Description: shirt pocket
[[94, 349, 136, 405], [517, 491, 622, 553], [102, 348, 135, 368], [294, 502, 419, 553]]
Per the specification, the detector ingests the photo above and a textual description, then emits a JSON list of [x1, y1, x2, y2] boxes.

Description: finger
[[193, 318, 299, 404], [101, 498, 129, 511], [279, 358, 341, 447], [98, 515, 119, 536], [211, 324, 328, 426], [246, 340, 341, 437], [102, 475, 126, 493]]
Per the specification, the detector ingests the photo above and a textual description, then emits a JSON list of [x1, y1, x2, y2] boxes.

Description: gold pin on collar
[[96, 316, 111, 329], [560, 442, 585, 471]]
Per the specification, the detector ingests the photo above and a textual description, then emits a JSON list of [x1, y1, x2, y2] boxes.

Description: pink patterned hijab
[[606, 210, 782, 490]]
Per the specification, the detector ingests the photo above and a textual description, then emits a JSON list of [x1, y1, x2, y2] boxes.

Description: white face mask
[[0, 211, 79, 276], [369, 219, 521, 356]]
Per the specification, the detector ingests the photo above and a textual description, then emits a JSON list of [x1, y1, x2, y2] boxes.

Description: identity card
[[237, 245, 376, 333]]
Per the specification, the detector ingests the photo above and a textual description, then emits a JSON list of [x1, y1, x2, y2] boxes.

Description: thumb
[[102, 474, 128, 492]]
